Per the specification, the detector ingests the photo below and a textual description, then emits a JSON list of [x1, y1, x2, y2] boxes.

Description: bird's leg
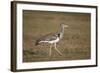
[[54, 43, 63, 56], [49, 44, 52, 56]]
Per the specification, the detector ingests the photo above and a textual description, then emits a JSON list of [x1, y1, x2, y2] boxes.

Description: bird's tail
[[35, 41, 39, 46], [35, 40, 40, 46]]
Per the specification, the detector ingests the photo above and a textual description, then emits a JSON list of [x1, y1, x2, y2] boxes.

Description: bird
[[35, 24, 68, 56]]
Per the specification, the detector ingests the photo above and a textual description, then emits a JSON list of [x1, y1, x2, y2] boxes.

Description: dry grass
[[23, 10, 91, 62]]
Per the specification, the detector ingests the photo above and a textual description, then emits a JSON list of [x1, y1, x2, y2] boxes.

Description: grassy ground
[[23, 10, 91, 62]]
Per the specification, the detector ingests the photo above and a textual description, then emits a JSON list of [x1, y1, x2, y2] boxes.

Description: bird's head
[[61, 24, 68, 28]]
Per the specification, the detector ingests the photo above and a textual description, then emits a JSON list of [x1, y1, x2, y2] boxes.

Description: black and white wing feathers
[[35, 33, 59, 45]]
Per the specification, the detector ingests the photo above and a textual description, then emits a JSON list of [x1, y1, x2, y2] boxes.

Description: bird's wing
[[44, 34, 57, 41], [41, 33, 58, 40], [35, 33, 59, 45], [37, 33, 58, 41]]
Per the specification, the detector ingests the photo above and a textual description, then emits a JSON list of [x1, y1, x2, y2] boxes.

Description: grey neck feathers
[[59, 25, 64, 39]]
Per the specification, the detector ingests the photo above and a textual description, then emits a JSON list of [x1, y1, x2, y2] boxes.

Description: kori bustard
[[35, 24, 68, 56]]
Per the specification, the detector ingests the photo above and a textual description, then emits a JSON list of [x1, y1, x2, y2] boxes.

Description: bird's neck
[[59, 26, 64, 39]]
